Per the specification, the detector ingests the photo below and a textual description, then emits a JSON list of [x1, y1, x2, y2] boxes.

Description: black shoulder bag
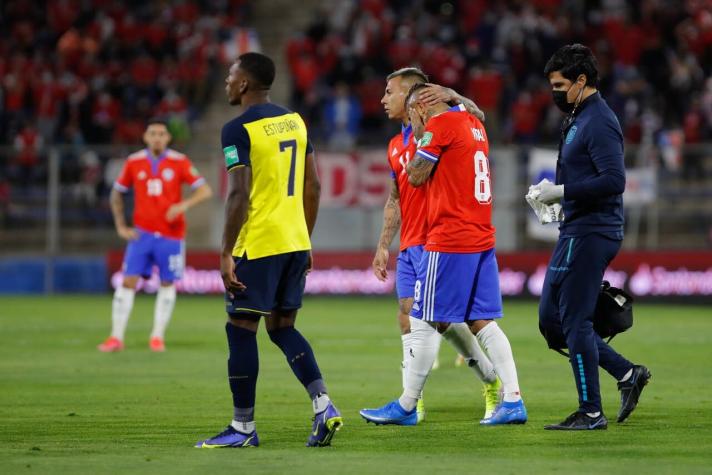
[[542, 281, 634, 358]]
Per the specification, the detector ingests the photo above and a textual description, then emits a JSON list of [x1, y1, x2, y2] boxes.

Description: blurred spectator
[[13, 124, 43, 185], [74, 150, 101, 209], [157, 89, 191, 145], [91, 92, 121, 143], [322, 82, 362, 151], [34, 70, 65, 143], [0, 177, 10, 226]]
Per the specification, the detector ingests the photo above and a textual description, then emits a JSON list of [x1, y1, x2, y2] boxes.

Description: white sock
[[442, 323, 497, 383], [110, 286, 135, 340], [312, 393, 331, 413], [401, 332, 413, 391], [150, 285, 176, 339], [475, 322, 521, 402], [619, 369, 633, 382], [399, 317, 441, 412], [231, 420, 255, 434]]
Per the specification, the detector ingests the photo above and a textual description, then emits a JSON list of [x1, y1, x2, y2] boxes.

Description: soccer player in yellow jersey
[[195, 53, 342, 449]]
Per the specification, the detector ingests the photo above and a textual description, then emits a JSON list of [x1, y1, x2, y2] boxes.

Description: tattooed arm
[[406, 155, 436, 187], [372, 179, 401, 281]]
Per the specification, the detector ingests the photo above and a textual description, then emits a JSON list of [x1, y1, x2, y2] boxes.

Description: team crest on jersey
[[162, 168, 175, 181], [419, 132, 433, 147], [138, 171, 147, 180], [565, 125, 578, 144], [223, 145, 239, 166]]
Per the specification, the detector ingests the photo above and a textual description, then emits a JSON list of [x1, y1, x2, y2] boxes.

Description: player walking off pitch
[[362, 82, 527, 427], [362, 67, 502, 426]]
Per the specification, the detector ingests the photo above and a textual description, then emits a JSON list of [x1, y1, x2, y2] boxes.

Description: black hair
[[238, 52, 276, 89], [146, 118, 169, 130], [404, 82, 429, 108], [544, 43, 599, 87], [387, 67, 429, 84]]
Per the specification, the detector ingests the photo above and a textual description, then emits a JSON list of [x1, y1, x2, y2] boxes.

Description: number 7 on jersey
[[279, 139, 297, 196]]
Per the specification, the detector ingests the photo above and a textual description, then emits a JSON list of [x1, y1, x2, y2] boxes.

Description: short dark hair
[[238, 52, 275, 89], [387, 67, 428, 84], [544, 44, 599, 87], [146, 118, 169, 130], [404, 82, 429, 108]]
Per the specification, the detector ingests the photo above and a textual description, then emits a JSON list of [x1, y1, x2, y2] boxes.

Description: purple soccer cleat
[[307, 402, 343, 447], [195, 426, 259, 448]]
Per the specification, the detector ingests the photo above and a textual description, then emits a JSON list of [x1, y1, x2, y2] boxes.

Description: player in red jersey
[[402, 82, 527, 425], [360, 68, 501, 426], [98, 119, 212, 353]]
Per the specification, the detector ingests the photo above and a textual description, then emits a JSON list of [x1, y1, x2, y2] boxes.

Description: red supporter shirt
[[114, 148, 205, 240], [387, 125, 428, 250], [415, 110, 495, 253]]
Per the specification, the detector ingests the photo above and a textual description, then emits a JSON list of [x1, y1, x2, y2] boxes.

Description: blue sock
[[225, 323, 258, 421], [268, 327, 326, 398]]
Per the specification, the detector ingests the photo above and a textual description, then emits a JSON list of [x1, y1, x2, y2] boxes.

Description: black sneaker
[[617, 365, 651, 423], [544, 411, 608, 430]]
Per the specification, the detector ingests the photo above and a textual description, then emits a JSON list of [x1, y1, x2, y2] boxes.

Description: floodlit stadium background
[[1, 0, 711, 299]]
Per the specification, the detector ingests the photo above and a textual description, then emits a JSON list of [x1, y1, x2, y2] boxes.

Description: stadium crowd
[[0, 0, 252, 228], [0, 0, 251, 185], [286, 0, 712, 150]]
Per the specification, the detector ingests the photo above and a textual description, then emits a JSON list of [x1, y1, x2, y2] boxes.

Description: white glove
[[525, 179, 564, 224], [535, 181, 564, 204]]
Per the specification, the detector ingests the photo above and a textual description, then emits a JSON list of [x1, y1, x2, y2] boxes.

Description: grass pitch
[[1, 295, 711, 474]]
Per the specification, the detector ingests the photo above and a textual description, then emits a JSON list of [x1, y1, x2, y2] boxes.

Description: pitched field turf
[[1, 295, 711, 474]]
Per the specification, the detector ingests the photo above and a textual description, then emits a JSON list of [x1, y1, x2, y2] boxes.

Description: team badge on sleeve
[[223, 145, 239, 167], [419, 132, 433, 147]]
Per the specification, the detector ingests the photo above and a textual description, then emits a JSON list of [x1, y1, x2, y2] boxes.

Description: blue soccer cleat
[[307, 402, 343, 447], [479, 399, 528, 425], [360, 399, 418, 426], [195, 426, 259, 448]]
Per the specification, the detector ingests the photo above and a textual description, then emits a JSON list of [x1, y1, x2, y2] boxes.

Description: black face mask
[[552, 89, 574, 113]]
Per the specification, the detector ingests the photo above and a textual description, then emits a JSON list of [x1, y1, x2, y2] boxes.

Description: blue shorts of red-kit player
[[410, 248, 503, 323], [123, 228, 184, 282], [395, 245, 425, 299]]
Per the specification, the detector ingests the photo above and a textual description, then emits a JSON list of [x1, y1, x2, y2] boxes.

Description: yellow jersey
[[221, 103, 313, 259]]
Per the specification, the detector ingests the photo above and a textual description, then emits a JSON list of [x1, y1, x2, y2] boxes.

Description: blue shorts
[[396, 245, 424, 299], [225, 251, 309, 318], [123, 229, 184, 282], [411, 249, 503, 323]]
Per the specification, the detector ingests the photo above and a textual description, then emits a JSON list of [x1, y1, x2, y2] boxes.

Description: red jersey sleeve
[[180, 157, 206, 188], [387, 135, 400, 179], [114, 160, 133, 192], [415, 117, 455, 163]]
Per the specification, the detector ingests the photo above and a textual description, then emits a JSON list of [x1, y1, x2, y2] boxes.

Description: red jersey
[[415, 110, 495, 253], [387, 125, 428, 250], [114, 148, 205, 239]]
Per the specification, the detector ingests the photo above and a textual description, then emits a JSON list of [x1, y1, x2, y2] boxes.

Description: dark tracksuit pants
[[539, 233, 634, 413]]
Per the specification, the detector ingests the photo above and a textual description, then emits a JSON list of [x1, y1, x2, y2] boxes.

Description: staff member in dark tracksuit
[[534, 44, 651, 430]]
